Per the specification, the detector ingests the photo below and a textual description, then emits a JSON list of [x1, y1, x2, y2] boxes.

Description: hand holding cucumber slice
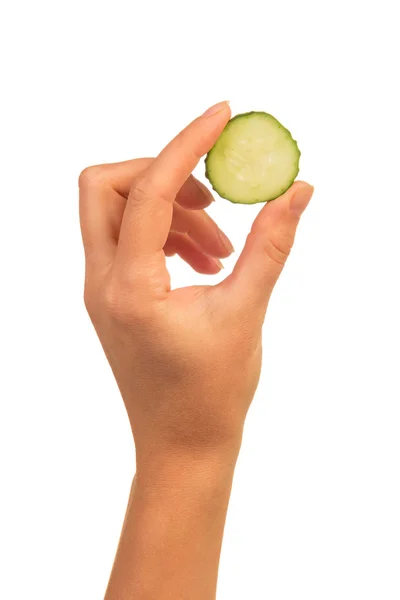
[[205, 112, 300, 204]]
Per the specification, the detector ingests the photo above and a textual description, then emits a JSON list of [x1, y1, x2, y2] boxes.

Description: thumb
[[221, 181, 314, 317]]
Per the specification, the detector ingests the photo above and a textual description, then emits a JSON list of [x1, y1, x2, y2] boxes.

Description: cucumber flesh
[[205, 112, 300, 204]]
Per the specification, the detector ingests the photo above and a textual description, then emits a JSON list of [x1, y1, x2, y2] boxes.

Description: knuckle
[[103, 283, 127, 319], [84, 276, 156, 326], [78, 165, 108, 191], [131, 175, 172, 205], [262, 235, 292, 266], [102, 280, 153, 324], [129, 176, 151, 201], [83, 286, 97, 317]]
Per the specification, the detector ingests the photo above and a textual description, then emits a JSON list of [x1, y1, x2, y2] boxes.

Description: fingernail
[[193, 178, 215, 203], [217, 227, 235, 254], [214, 258, 225, 270], [202, 101, 230, 118], [290, 184, 314, 217]]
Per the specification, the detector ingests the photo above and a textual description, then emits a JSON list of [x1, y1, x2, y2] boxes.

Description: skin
[[79, 101, 314, 600]]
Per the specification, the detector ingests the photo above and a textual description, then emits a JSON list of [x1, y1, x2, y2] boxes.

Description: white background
[[1, 1, 399, 598]]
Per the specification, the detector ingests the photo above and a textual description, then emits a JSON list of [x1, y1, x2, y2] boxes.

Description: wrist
[[106, 441, 239, 600], [134, 443, 241, 498]]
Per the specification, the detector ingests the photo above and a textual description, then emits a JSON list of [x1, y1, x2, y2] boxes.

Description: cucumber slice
[[205, 112, 300, 204]]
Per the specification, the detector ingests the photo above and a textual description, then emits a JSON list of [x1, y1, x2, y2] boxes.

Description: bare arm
[[79, 101, 313, 599], [106, 453, 238, 600]]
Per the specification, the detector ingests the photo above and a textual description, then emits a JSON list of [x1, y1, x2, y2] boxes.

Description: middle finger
[[171, 204, 234, 258]]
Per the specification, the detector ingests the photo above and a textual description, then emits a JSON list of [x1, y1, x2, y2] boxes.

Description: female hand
[[79, 101, 313, 599], [79, 101, 313, 465]]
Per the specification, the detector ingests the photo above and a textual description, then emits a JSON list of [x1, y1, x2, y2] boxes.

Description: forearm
[[105, 450, 240, 600]]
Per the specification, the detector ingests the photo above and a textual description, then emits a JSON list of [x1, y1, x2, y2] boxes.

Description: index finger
[[115, 101, 231, 267]]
